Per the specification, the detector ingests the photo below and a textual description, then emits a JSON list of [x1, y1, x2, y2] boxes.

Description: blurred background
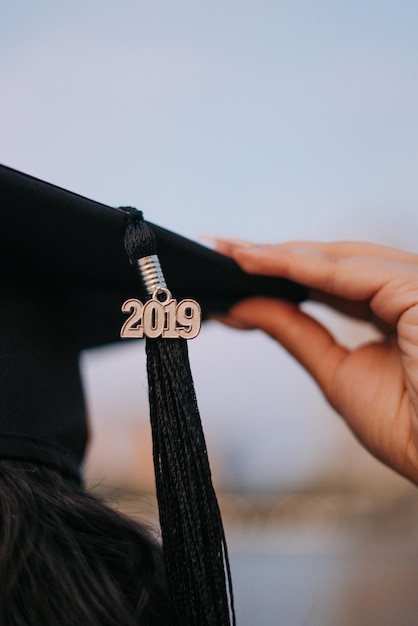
[[2, 2, 418, 624]]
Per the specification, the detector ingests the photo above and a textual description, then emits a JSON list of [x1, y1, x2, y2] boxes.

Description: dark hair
[[0, 461, 171, 625]]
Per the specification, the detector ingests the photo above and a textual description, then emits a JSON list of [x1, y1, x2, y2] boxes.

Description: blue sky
[[2, 1, 418, 489]]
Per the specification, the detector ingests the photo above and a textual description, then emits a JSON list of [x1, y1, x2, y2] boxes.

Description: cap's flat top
[[1, 164, 307, 349]]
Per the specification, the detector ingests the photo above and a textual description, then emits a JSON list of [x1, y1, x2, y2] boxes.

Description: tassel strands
[[123, 209, 236, 626]]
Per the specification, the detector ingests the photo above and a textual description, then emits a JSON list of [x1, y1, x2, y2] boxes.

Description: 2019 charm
[[121, 288, 201, 340]]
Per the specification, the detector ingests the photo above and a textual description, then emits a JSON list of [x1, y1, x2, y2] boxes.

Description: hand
[[214, 239, 418, 484]]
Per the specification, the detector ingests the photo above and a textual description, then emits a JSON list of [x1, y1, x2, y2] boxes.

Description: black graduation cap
[[0, 164, 307, 625]]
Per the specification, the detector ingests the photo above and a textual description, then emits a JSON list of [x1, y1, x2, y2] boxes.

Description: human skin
[[213, 239, 418, 485]]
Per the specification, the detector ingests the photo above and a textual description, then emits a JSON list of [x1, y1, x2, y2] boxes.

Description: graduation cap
[[0, 164, 307, 625]]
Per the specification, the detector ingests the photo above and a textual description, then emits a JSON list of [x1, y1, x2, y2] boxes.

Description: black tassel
[[123, 209, 235, 626]]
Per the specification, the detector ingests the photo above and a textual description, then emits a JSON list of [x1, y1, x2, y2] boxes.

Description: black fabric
[[1, 164, 307, 349], [0, 276, 86, 481], [0, 163, 307, 480]]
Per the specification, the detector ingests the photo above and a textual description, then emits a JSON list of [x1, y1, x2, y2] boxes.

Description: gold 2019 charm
[[121, 288, 201, 340]]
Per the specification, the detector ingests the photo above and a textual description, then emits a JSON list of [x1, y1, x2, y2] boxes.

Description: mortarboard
[[0, 164, 307, 625]]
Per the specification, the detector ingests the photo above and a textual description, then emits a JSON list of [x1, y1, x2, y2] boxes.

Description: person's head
[[0, 460, 171, 625]]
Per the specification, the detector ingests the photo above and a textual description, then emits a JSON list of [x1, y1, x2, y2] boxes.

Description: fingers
[[232, 246, 392, 298], [215, 240, 418, 326], [273, 241, 418, 263], [227, 297, 348, 395], [214, 238, 418, 264]]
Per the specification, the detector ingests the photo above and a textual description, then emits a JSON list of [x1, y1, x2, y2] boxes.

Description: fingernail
[[203, 237, 256, 253]]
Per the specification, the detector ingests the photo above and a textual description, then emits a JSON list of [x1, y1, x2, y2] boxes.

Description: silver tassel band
[[136, 255, 167, 296]]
